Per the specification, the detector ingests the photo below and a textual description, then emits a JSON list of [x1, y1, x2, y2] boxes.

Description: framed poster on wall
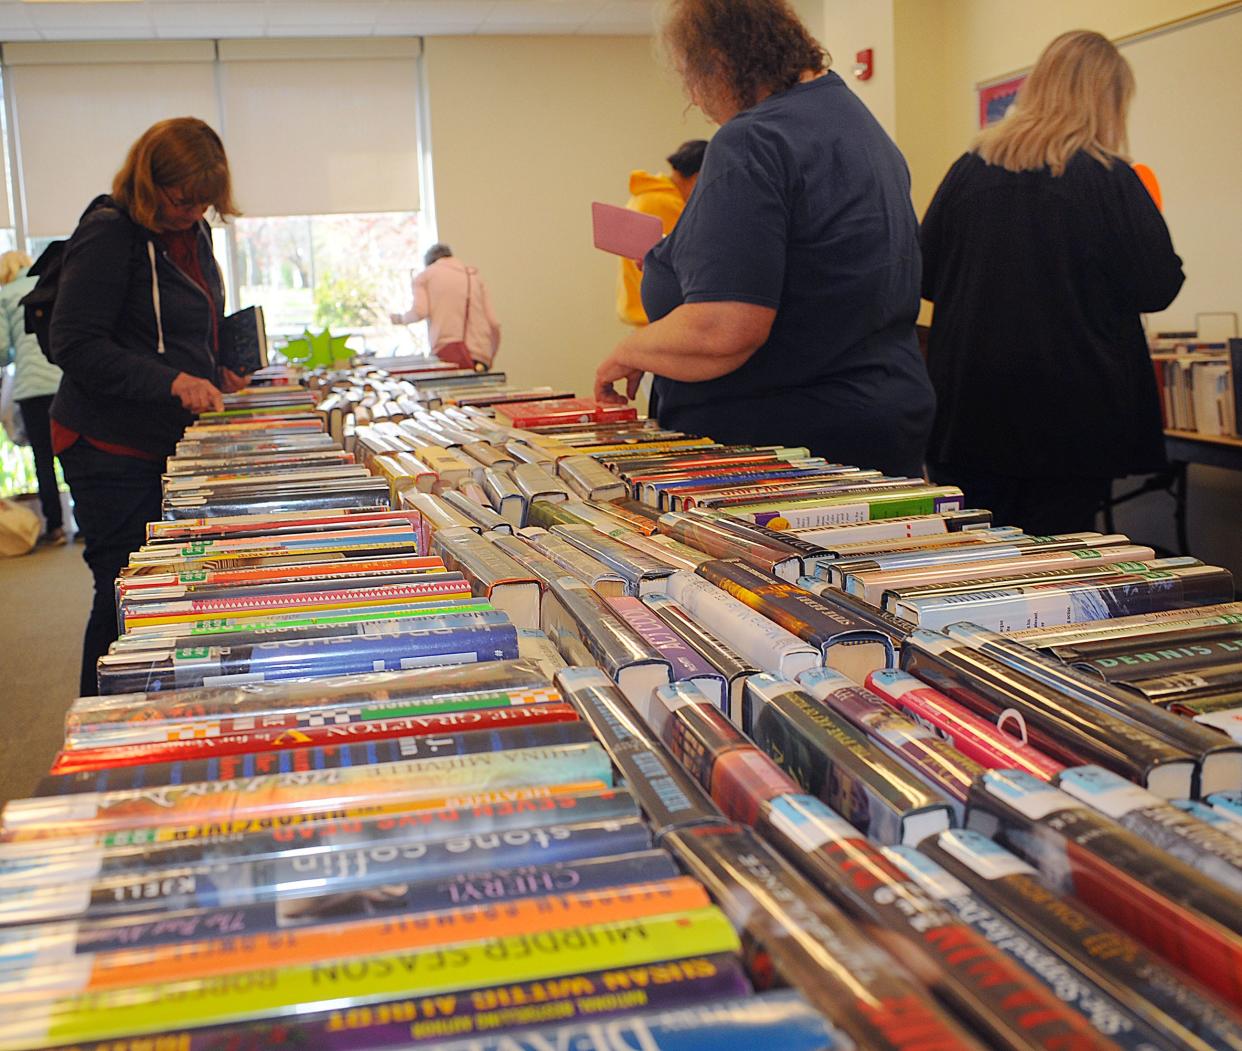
[[978, 75, 1025, 127]]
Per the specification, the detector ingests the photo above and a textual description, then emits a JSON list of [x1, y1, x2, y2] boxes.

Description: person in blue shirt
[[0, 250, 64, 544], [594, 0, 934, 478]]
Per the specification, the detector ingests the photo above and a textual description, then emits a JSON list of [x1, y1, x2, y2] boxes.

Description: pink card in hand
[[592, 202, 664, 260]]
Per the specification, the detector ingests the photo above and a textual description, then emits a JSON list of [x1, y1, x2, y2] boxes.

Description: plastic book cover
[[607, 598, 727, 710], [696, 559, 894, 678], [665, 571, 819, 680], [664, 822, 981, 1050], [3, 744, 613, 838], [551, 523, 675, 595], [751, 793, 1106, 1050], [53, 950, 750, 1050], [887, 838, 1223, 1051], [966, 769, 1242, 1008], [866, 669, 1064, 782], [39, 720, 594, 796], [0, 907, 737, 1049], [796, 667, 984, 821], [641, 594, 759, 728], [555, 668, 722, 838], [913, 828, 1242, 1051], [942, 623, 1242, 795], [746, 674, 953, 845], [901, 630, 1197, 798], [96, 620, 521, 695]]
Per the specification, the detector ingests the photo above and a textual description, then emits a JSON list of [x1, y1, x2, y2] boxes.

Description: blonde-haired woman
[[0, 249, 64, 543], [921, 30, 1183, 534]]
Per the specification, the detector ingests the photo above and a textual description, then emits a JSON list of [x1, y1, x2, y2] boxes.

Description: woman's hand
[[595, 352, 645, 405], [219, 367, 249, 394], [171, 372, 224, 414]]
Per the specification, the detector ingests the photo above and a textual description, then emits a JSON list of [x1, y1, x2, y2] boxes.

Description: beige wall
[[819, 0, 897, 136], [904, 0, 1223, 215], [423, 35, 713, 401]]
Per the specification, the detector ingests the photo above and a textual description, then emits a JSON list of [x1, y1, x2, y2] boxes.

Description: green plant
[[313, 271, 383, 331]]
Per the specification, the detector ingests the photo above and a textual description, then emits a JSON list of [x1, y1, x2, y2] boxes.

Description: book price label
[[765, 794, 856, 853], [982, 769, 1071, 821], [1057, 766, 1157, 819], [936, 829, 1036, 880], [883, 845, 971, 900]]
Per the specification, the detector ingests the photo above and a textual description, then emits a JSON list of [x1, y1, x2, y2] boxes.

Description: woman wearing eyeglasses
[[49, 116, 245, 695]]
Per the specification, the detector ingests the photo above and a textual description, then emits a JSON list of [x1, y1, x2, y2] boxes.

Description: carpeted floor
[[0, 538, 92, 806]]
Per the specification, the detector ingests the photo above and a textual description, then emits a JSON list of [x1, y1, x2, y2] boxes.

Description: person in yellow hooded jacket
[[616, 140, 707, 326]]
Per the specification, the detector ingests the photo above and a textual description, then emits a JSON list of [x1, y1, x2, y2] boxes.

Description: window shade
[[5, 42, 220, 238], [218, 38, 421, 218]]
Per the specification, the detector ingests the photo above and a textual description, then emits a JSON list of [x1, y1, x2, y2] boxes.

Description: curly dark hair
[[663, 0, 828, 113]]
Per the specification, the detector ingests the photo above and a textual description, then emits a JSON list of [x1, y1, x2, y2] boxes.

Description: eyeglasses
[[162, 187, 209, 211]]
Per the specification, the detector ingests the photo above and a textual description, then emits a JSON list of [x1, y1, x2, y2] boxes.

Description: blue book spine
[[69, 849, 680, 952]]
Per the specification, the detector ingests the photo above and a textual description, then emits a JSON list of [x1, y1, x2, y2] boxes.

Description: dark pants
[[17, 395, 62, 530], [59, 441, 163, 696], [930, 464, 1110, 536]]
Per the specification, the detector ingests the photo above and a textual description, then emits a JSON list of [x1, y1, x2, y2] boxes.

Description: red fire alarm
[[853, 48, 874, 81]]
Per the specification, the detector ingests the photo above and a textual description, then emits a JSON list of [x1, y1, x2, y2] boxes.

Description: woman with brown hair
[[921, 30, 1183, 534], [50, 116, 244, 694], [594, 0, 934, 478]]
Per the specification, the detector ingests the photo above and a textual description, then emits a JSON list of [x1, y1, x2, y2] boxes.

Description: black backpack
[[20, 239, 65, 363]]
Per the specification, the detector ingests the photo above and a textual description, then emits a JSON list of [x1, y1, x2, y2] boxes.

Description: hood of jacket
[[628, 170, 680, 198]]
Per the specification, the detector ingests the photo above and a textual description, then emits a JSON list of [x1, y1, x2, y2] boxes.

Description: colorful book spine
[[696, 559, 894, 677], [966, 768, 1242, 1008], [796, 666, 984, 820], [900, 630, 1198, 797], [664, 822, 983, 1050], [38, 721, 594, 795], [752, 793, 1105, 1049], [666, 571, 820, 680], [96, 621, 522, 695], [52, 952, 751, 1050], [745, 674, 953, 845], [2, 744, 613, 837], [890, 834, 1242, 1051], [942, 622, 1242, 796], [865, 669, 1066, 781], [0, 786, 640, 891], [0, 816, 655, 927], [606, 597, 728, 710], [0, 908, 739, 1049], [67, 658, 552, 733]]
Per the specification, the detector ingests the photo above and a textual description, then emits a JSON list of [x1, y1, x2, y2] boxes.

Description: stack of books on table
[[3, 376, 1242, 1049]]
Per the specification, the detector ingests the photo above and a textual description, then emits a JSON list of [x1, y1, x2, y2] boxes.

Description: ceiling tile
[[23, 3, 153, 30], [149, 2, 267, 31]]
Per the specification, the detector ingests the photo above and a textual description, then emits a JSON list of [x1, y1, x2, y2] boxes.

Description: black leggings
[[58, 440, 163, 697], [17, 395, 62, 530]]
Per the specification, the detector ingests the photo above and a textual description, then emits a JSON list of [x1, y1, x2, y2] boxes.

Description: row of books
[[0, 376, 853, 1050], [3, 365, 1242, 1048], [1150, 337, 1242, 437]]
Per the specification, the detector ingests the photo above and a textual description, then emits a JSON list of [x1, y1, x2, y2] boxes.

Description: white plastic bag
[[0, 498, 39, 556]]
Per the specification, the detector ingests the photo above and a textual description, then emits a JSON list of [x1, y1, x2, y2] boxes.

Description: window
[[231, 211, 427, 357]]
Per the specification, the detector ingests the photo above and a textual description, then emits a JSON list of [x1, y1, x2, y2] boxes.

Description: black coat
[[50, 195, 223, 458], [920, 151, 1184, 479]]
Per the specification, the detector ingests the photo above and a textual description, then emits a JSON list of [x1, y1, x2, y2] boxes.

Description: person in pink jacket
[[390, 244, 501, 371]]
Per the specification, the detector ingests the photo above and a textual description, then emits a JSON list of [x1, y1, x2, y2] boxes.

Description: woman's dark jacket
[[921, 151, 1184, 479], [50, 194, 223, 458]]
